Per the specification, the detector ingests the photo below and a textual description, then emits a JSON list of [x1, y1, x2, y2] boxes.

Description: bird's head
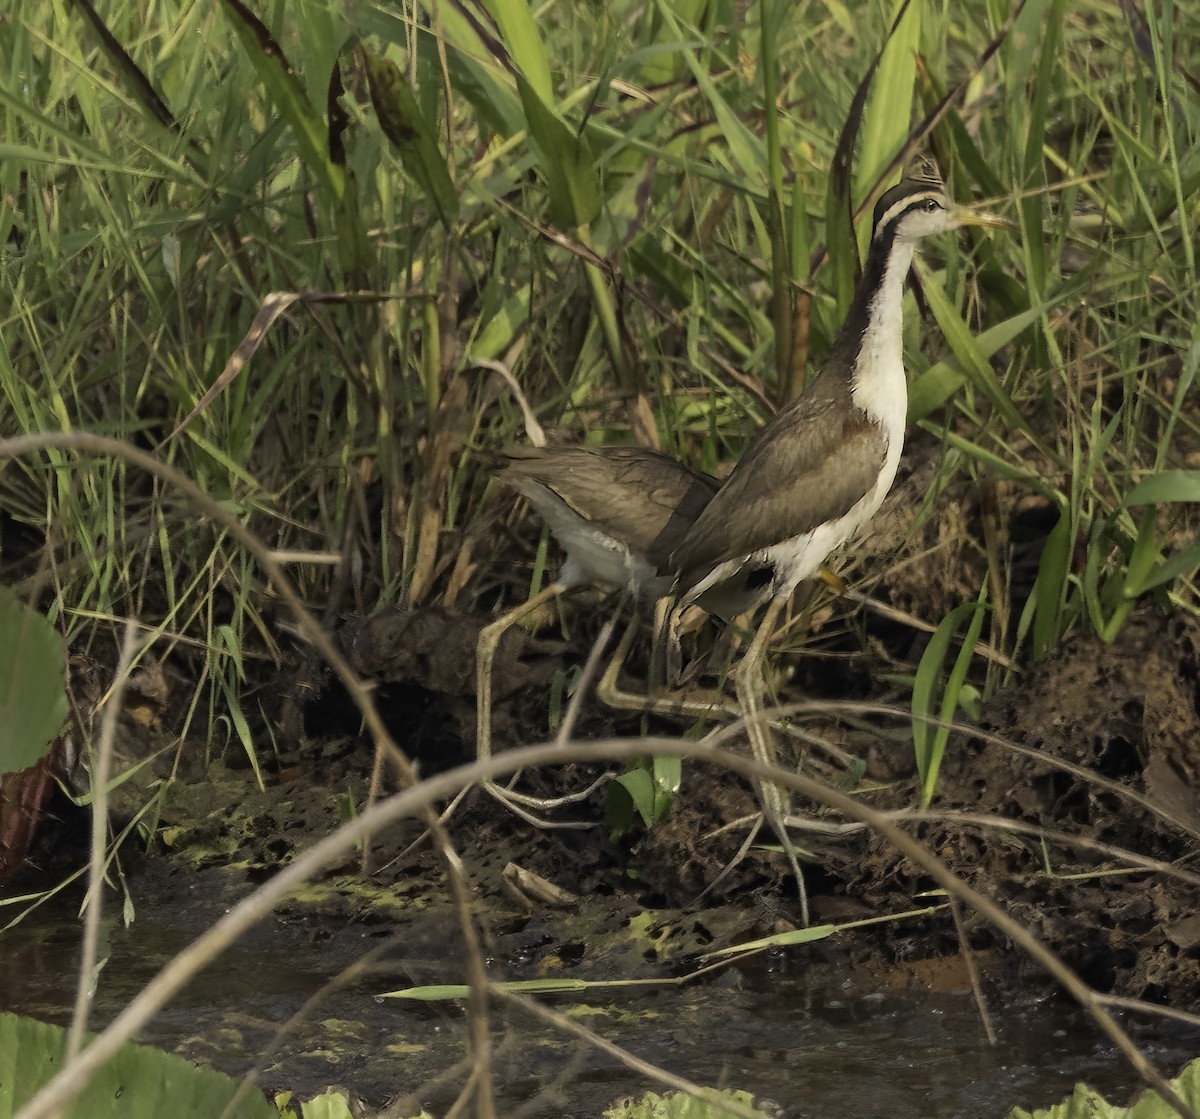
[[872, 180, 1010, 244]]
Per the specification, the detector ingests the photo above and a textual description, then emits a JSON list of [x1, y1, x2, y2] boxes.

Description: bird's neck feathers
[[827, 219, 915, 430]]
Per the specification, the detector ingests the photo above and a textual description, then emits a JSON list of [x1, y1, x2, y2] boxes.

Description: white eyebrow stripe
[[872, 191, 944, 239]]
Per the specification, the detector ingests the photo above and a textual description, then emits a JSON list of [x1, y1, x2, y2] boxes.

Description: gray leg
[[596, 611, 738, 722], [473, 582, 597, 828], [734, 595, 810, 926]]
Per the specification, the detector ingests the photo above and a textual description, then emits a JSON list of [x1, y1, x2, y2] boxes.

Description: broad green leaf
[[653, 753, 681, 795], [1122, 470, 1200, 507], [825, 2, 915, 321], [467, 287, 532, 361], [479, 0, 554, 104], [610, 755, 683, 828], [296, 1090, 358, 1119], [0, 1012, 275, 1118], [1125, 542, 1200, 596], [854, 0, 920, 212], [1005, 1054, 1200, 1118], [614, 766, 659, 828], [515, 72, 601, 228], [0, 589, 68, 776]]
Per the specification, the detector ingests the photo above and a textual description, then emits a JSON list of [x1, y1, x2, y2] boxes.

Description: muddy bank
[[7, 477, 1200, 1113], [30, 590, 1194, 1010]]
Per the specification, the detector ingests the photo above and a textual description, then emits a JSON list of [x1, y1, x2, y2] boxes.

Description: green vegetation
[[4, 0, 1198, 765], [0, 1011, 274, 1118], [3, 0, 1200, 1108], [3, 0, 1197, 755], [604, 1089, 771, 1119], [1007, 1055, 1200, 1119], [0, 587, 68, 775]]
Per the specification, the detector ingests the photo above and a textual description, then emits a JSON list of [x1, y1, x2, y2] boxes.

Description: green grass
[[2, 0, 1198, 781]]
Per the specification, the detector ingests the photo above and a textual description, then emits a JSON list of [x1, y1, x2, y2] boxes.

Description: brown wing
[[670, 393, 888, 591], [497, 446, 719, 563]]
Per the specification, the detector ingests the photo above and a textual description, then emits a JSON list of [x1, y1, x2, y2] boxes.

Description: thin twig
[[555, 612, 619, 747], [67, 620, 140, 1059], [951, 895, 996, 1046]]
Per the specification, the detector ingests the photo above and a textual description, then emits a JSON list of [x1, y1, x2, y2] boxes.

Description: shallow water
[[3, 889, 1197, 1119]]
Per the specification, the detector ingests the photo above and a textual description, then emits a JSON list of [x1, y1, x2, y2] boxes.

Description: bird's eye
[[923, 198, 941, 213]]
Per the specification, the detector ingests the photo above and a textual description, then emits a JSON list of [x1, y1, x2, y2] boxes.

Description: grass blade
[[220, 0, 343, 205], [854, 0, 921, 212], [1122, 470, 1200, 507], [912, 593, 986, 808], [362, 46, 459, 230]]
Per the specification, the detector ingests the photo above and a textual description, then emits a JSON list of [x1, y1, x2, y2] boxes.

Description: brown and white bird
[[668, 178, 1008, 919], [673, 180, 1005, 614], [476, 444, 719, 824]]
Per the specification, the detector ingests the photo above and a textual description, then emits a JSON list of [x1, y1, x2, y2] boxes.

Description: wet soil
[[9, 590, 1199, 1114], [6, 874, 1199, 1117], [264, 556, 1200, 1018], [5, 437, 1200, 1114]]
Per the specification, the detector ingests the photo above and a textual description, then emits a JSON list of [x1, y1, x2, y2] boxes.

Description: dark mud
[[263, 551, 1200, 1018], [6, 872, 1199, 1118], [26, 529, 1199, 1011], [53, 581, 1193, 1013], [6, 435, 1200, 1113]]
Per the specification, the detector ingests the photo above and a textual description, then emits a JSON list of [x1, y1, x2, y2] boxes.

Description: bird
[[475, 444, 721, 826], [668, 177, 1008, 921]]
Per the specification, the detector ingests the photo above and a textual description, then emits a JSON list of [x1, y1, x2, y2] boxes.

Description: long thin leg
[[596, 614, 641, 709], [474, 582, 597, 827], [596, 610, 739, 722], [734, 595, 810, 926], [477, 582, 563, 768], [595, 598, 809, 916]]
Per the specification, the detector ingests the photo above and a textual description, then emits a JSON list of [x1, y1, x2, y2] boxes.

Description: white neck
[[850, 240, 914, 430]]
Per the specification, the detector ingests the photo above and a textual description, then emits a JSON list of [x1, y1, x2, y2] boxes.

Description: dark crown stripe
[[872, 192, 943, 242], [871, 177, 943, 232]]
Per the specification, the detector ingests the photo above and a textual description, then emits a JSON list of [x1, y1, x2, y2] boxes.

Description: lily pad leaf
[[0, 587, 68, 776], [0, 1011, 275, 1118]]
